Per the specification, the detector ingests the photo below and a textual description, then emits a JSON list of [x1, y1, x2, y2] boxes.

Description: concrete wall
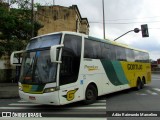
[[0, 56, 16, 83], [36, 5, 89, 35]]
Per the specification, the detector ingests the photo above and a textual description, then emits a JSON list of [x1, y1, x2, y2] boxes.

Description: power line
[[89, 21, 160, 24], [105, 16, 160, 22], [89, 15, 160, 24]]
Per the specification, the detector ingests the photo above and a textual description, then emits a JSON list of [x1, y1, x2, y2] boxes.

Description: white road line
[[153, 88, 160, 92], [91, 102, 106, 105], [146, 90, 158, 95], [0, 106, 106, 110], [152, 78, 160, 81], [136, 93, 147, 95], [9, 103, 105, 106], [18, 100, 28, 103], [9, 103, 40, 106], [17, 100, 106, 103], [0, 117, 106, 120], [96, 100, 106, 103]]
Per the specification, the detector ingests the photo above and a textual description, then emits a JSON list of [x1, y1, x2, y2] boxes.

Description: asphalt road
[[106, 73, 160, 120], [0, 73, 159, 120]]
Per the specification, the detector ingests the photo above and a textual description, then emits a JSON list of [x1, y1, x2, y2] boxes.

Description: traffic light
[[141, 24, 149, 37]]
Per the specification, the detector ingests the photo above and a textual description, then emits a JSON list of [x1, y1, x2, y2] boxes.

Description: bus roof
[[88, 36, 148, 53], [31, 31, 148, 53]]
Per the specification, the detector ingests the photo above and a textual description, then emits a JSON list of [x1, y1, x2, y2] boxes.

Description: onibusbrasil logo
[[1, 112, 42, 118]]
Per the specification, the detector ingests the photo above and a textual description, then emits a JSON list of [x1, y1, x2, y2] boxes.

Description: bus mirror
[[10, 50, 25, 66], [50, 44, 64, 63]]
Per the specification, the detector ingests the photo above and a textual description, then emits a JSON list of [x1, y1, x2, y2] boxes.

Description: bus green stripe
[[101, 60, 122, 86], [100, 60, 129, 86], [112, 61, 129, 84]]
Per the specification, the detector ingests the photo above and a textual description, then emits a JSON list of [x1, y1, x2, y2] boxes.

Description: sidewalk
[[0, 83, 19, 98]]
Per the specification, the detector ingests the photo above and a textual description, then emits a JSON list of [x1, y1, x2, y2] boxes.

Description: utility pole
[[31, 0, 34, 37], [8, 0, 10, 11], [102, 0, 105, 39], [53, 0, 55, 5]]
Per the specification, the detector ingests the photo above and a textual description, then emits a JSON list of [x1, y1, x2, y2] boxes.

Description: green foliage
[[0, 0, 43, 57]]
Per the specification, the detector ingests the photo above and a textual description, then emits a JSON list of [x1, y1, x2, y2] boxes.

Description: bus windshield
[[26, 34, 61, 50], [19, 50, 57, 84], [19, 34, 62, 84]]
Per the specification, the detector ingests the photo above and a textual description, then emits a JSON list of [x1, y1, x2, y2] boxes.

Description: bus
[[10, 31, 151, 105]]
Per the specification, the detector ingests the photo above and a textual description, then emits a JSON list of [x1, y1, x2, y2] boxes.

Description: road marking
[[9, 103, 40, 106], [152, 78, 160, 81], [136, 93, 147, 95], [153, 88, 160, 92], [18, 100, 28, 103], [91, 102, 106, 105], [17, 100, 106, 103], [5, 99, 106, 110], [96, 100, 106, 102], [0, 117, 106, 120], [9, 102, 105, 106], [0, 106, 106, 110], [146, 90, 158, 95]]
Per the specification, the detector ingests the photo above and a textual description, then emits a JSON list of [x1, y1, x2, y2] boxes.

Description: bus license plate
[[29, 96, 36, 100]]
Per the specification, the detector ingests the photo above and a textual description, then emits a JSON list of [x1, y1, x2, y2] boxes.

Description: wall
[[36, 5, 89, 35], [0, 56, 16, 83]]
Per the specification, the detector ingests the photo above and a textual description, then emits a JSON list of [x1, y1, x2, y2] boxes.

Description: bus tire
[[141, 77, 145, 89], [84, 84, 98, 104], [141, 79, 145, 89], [136, 78, 142, 90]]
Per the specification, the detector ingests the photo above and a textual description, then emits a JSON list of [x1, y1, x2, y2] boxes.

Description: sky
[[26, 0, 160, 60]]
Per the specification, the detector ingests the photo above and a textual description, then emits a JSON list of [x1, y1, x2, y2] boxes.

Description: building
[[35, 5, 89, 35], [157, 58, 160, 68], [0, 4, 90, 82], [151, 58, 160, 71]]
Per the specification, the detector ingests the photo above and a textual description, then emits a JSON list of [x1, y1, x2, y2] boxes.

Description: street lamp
[[114, 28, 140, 41]]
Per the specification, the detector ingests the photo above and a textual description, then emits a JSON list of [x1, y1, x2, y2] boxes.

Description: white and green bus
[[10, 31, 151, 105]]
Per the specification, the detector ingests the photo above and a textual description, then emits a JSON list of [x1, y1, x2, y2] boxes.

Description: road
[[0, 73, 159, 120], [106, 73, 160, 120]]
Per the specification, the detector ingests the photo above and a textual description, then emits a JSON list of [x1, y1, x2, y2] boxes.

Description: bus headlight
[[43, 87, 58, 93], [19, 85, 23, 91]]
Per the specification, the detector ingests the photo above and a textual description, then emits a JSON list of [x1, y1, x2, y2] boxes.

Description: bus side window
[[115, 46, 126, 61], [110, 45, 116, 60], [84, 39, 101, 59], [59, 34, 82, 85], [101, 43, 110, 60], [134, 51, 141, 62], [126, 49, 135, 62]]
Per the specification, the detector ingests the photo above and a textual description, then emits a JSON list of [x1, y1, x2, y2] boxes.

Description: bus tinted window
[[109, 45, 116, 60], [140, 52, 149, 63], [126, 49, 135, 62], [134, 51, 149, 62], [26, 34, 61, 50], [84, 39, 101, 59], [144, 53, 149, 62], [63, 34, 82, 56], [116, 46, 126, 61], [101, 43, 110, 60], [60, 34, 82, 85]]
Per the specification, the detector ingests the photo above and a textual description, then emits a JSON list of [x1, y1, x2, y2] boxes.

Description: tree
[[0, 0, 43, 57]]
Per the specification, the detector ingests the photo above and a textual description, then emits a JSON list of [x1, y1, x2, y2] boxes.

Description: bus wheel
[[136, 78, 142, 90], [84, 85, 97, 104], [141, 77, 145, 89]]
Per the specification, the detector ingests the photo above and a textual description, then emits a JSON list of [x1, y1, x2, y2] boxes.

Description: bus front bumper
[[19, 90, 60, 105]]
